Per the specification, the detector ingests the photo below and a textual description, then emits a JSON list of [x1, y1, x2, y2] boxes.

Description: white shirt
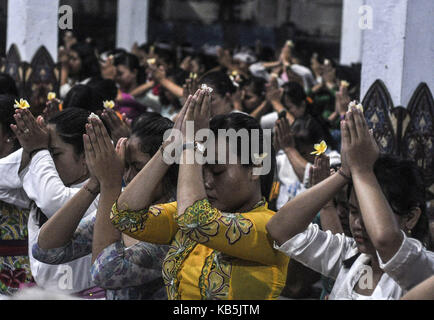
[[275, 149, 341, 210], [0, 149, 30, 209], [275, 223, 434, 299], [10, 150, 99, 294]]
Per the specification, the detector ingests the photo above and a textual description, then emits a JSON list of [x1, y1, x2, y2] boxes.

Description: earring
[[407, 229, 412, 236]]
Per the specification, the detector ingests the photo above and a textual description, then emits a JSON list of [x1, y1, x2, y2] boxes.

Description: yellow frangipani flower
[[340, 80, 349, 88], [47, 92, 56, 101], [103, 100, 115, 109], [14, 98, 30, 109], [311, 140, 327, 156], [147, 58, 156, 65]]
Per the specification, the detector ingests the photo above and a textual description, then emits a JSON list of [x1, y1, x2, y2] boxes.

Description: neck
[[236, 192, 263, 213]]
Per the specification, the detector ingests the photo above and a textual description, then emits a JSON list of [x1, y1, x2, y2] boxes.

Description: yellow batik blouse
[[110, 198, 289, 300]]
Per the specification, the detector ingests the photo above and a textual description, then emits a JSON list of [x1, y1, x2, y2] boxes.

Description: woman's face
[[210, 92, 232, 117], [242, 85, 262, 112], [116, 64, 137, 90], [283, 95, 305, 119], [203, 140, 261, 213], [47, 124, 88, 186], [123, 135, 151, 185], [68, 50, 82, 75], [348, 189, 376, 254]]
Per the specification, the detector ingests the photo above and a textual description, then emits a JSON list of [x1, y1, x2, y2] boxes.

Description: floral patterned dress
[[0, 201, 34, 295], [110, 198, 289, 300], [31, 212, 168, 300]]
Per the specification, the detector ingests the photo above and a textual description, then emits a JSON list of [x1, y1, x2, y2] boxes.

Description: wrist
[[350, 166, 375, 178]]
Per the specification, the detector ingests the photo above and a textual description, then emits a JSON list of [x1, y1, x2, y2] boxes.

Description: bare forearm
[[250, 100, 269, 120], [92, 185, 122, 263], [351, 170, 403, 261], [262, 61, 281, 69], [401, 276, 434, 300], [319, 201, 344, 234], [160, 78, 183, 98], [267, 173, 348, 245], [177, 149, 206, 216], [283, 147, 308, 181], [38, 179, 99, 249], [129, 81, 154, 97], [117, 151, 170, 211]]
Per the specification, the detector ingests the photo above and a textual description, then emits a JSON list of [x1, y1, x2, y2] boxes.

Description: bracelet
[[29, 148, 47, 159], [83, 185, 99, 197], [338, 168, 351, 181]]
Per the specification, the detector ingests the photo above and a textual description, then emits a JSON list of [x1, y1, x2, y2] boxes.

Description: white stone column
[[360, 0, 434, 106], [339, 0, 364, 66], [116, 0, 149, 51], [6, 0, 59, 61]]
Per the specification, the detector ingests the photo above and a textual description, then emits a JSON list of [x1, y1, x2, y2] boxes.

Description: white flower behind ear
[[340, 80, 349, 88]]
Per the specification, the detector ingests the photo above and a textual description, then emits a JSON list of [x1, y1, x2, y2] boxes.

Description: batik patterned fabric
[[0, 201, 34, 295], [31, 212, 169, 300], [111, 199, 289, 300]]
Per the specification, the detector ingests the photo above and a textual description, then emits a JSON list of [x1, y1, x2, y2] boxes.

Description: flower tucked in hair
[[348, 100, 364, 112], [311, 140, 327, 156], [103, 100, 115, 109], [47, 92, 56, 101], [14, 99, 30, 109]]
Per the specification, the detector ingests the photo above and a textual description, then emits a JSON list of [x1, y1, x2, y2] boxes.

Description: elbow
[[266, 217, 288, 247], [371, 230, 403, 254]]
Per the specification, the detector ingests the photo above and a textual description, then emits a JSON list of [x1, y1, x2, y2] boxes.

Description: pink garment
[[115, 91, 148, 120]]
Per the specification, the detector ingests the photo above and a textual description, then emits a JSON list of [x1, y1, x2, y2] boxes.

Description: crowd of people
[[0, 31, 433, 300]]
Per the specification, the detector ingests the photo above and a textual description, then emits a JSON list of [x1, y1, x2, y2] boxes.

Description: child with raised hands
[[267, 107, 433, 299]]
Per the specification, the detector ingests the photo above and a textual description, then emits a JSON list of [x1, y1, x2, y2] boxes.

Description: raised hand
[[11, 109, 49, 154], [84, 118, 123, 188], [100, 108, 131, 145], [309, 155, 331, 187], [341, 108, 379, 176], [182, 88, 211, 140], [274, 117, 295, 151]]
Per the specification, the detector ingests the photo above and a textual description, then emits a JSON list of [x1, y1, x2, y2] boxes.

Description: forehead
[[126, 135, 150, 162], [47, 124, 68, 150]]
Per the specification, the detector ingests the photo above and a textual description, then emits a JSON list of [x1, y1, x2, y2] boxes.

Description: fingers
[[194, 89, 206, 119], [14, 112, 27, 133], [86, 121, 100, 154], [345, 110, 358, 142], [83, 133, 96, 164], [340, 119, 351, 148], [201, 90, 211, 118], [176, 94, 192, 128], [353, 109, 367, 139]]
